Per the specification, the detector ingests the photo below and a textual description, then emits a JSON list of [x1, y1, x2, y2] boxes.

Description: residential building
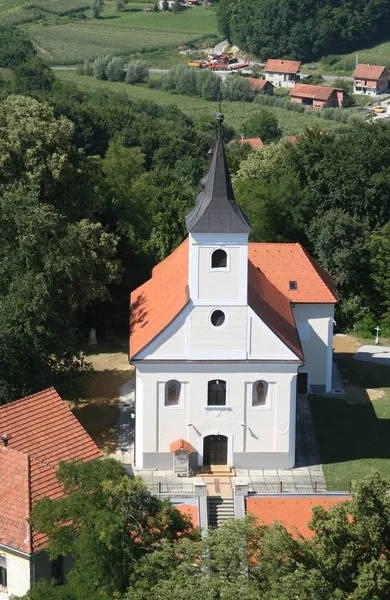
[[129, 114, 337, 473], [0, 388, 101, 599], [264, 59, 301, 88], [353, 63, 389, 95], [289, 84, 343, 109], [248, 78, 274, 95]]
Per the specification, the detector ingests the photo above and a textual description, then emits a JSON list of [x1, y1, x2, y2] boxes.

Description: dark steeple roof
[[185, 113, 251, 234]]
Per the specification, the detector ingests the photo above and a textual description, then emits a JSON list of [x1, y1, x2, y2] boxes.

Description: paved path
[[115, 377, 135, 464], [354, 345, 390, 365]]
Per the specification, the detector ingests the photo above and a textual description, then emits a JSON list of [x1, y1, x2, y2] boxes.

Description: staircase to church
[[207, 496, 235, 527]]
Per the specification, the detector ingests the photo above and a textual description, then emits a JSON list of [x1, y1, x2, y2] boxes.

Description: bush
[[353, 314, 377, 338], [90, 0, 104, 18], [196, 69, 221, 101], [243, 110, 282, 143], [125, 59, 149, 84], [321, 54, 340, 66], [93, 55, 111, 80], [106, 56, 125, 82], [222, 75, 252, 102]]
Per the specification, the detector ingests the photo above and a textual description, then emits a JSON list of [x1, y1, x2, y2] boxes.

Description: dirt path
[[72, 342, 134, 454]]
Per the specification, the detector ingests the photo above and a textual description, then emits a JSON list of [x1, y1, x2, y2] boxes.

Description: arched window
[[252, 380, 268, 407], [211, 249, 227, 269], [164, 380, 181, 406], [208, 379, 226, 406]]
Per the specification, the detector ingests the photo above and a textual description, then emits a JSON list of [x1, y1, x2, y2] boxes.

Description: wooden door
[[203, 435, 228, 465]]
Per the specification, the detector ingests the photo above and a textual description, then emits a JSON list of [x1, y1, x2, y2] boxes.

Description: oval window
[[164, 380, 181, 406], [211, 249, 227, 269], [211, 310, 225, 327]]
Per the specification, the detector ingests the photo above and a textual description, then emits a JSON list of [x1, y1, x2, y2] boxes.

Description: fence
[[146, 481, 195, 496]]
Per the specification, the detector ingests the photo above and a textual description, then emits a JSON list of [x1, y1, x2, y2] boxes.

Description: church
[[129, 114, 337, 472]]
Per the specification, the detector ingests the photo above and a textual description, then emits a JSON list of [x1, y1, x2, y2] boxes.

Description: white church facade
[[129, 114, 337, 472]]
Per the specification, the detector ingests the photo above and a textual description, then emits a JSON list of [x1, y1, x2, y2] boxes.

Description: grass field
[[56, 70, 350, 135], [303, 40, 390, 76], [310, 336, 390, 491]]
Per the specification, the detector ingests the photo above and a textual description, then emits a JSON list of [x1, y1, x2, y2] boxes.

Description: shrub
[[321, 54, 340, 66], [106, 56, 125, 82], [243, 110, 282, 143], [222, 75, 252, 102], [93, 55, 111, 80], [125, 59, 149, 84], [196, 69, 221, 101]]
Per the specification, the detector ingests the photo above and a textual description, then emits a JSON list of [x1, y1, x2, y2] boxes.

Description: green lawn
[[310, 348, 390, 491], [56, 71, 350, 135], [303, 40, 390, 76]]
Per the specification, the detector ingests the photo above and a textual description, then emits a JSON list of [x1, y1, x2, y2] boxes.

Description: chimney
[[1, 433, 10, 447]]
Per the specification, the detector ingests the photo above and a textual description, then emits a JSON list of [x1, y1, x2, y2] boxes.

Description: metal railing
[[146, 481, 194, 496]]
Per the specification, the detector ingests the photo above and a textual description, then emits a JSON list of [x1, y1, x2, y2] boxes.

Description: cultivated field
[[25, 21, 206, 63], [57, 70, 351, 135]]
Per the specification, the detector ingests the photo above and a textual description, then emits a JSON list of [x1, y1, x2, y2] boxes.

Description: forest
[[0, 25, 389, 404], [216, 0, 390, 61]]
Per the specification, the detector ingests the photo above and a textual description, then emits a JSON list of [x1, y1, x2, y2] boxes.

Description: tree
[[368, 223, 390, 317], [243, 110, 282, 143], [0, 25, 36, 69], [196, 69, 221, 101], [125, 60, 149, 84], [13, 56, 54, 93], [93, 55, 111, 80], [27, 459, 195, 600], [105, 56, 125, 82], [162, 0, 169, 10], [116, 0, 128, 9], [222, 74, 252, 102], [90, 0, 104, 18]]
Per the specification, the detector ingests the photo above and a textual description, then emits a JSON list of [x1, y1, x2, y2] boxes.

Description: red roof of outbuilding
[[0, 388, 101, 554], [265, 59, 301, 74], [289, 83, 343, 101], [170, 439, 193, 453], [240, 137, 264, 149], [353, 63, 388, 80], [247, 496, 349, 539], [248, 78, 274, 90], [129, 240, 336, 360]]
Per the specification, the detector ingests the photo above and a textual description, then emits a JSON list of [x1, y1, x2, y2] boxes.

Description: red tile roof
[[265, 59, 301, 74], [247, 496, 349, 539], [129, 241, 336, 359], [248, 78, 273, 91], [353, 63, 387, 80], [130, 238, 190, 359], [176, 503, 199, 527], [0, 388, 101, 554], [289, 83, 343, 101], [240, 137, 264, 149], [170, 439, 194, 453]]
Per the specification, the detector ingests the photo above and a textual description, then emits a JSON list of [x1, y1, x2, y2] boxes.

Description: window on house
[[164, 380, 181, 406], [51, 557, 64, 585], [0, 555, 7, 589], [252, 380, 268, 407], [289, 280, 297, 290], [211, 249, 227, 269], [211, 310, 225, 327], [208, 380, 227, 406]]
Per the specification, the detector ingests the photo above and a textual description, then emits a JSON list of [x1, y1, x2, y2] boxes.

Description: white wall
[[0, 547, 30, 599], [136, 362, 298, 465], [293, 303, 334, 391]]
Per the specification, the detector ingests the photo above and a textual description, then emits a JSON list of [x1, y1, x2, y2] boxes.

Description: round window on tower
[[210, 310, 225, 327]]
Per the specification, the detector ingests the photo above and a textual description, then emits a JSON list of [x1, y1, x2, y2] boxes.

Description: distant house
[[353, 63, 389, 95], [248, 78, 274, 95], [289, 83, 343, 109], [238, 135, 299, 150], [0, 388, 101, 599], [264, 59, 301, 88], [158, 0, 184, 9]]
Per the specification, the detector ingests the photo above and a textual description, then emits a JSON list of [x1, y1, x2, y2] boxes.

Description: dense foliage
[[216, 0, 390, 61], [18, 472, 390, 600], [234, 125, 390, 331]]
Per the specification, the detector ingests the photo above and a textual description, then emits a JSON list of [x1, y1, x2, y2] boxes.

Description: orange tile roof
[[129, 241, 336, 359], [265, 59, 301, 74], [0, 388, 101, 554], [353, 63, 387, 80], [130, 238, 190, 359], [289, 83, 343, 102], [247, 496, 349, 539], [170, 439, 193, 453], [240, 137, 264, 149], [176, 503, 199, 527], [248, 78, 273, 90]]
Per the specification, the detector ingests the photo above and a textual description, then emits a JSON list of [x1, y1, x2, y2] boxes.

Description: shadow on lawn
[[309, 353, 390, 467]]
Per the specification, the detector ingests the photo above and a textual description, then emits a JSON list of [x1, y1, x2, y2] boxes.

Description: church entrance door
[[203, 435, 228, 466]]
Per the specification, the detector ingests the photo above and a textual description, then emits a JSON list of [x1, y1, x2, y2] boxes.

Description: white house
[[264, 59, 301, 88], [0, 388, 101, 599], [129, 114, 337, 473]]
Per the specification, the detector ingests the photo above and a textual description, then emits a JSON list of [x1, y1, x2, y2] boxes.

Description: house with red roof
[[129, 113, 337, 473], [0, 388, 101, 599], [290, 83, 344, 109], [264, 59, 301, 88], [248, 78, 274, 95], [353, 63, 389, 95]]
